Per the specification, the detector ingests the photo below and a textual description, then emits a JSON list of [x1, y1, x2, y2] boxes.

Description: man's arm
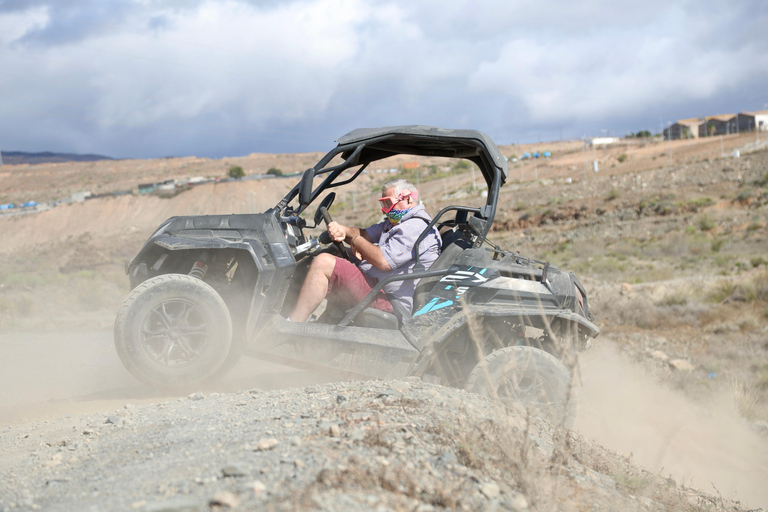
[[327, 221, 392, 271]]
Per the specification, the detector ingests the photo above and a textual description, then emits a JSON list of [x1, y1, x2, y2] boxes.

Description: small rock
[[209, 491, 240, 508], [511, 493, 529, 510], [620, 283, 633, 294], [143, 499, 201, 512], [336, 394, 348, 404], [252, 480, 266, 494], [188, 392, 205, 401], [479, 482, 501, 499], [329, 425, 340, 437], [255, 438, 279, 451], [669, 359, 694, 372], [106, 416, 122, 425], [221, 465, 248, 478], [650, 350, 669, 362], [290, 436, 302, 446], [294, 459, 305, 468]]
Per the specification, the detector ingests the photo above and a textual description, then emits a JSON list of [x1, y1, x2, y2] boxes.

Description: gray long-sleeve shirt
[[358, 205, 441, 314]]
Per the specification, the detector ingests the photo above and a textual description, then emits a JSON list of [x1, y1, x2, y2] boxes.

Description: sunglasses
[[378, 191, 416, 214]]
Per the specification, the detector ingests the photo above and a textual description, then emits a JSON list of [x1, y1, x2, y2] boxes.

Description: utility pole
[[668, 121, 673, 168]]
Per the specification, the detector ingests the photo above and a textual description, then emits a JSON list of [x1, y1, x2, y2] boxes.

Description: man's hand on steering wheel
[[318, 206, 350, 261]]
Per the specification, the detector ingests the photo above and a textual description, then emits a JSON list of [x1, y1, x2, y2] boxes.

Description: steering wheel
[[318, 206, 350, 261]]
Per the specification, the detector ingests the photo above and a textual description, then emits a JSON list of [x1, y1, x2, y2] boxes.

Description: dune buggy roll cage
[[275, 126, 510, 322]]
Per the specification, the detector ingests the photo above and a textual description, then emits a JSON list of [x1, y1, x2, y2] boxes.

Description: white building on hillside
[[730, 109, 768, 133]]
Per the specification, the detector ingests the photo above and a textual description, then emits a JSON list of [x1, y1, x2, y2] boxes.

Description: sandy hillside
[[1, 133, 767, 510]]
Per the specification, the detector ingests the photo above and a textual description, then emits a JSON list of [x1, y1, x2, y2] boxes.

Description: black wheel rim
[[496, 370, 552, 408], [141, 299, 210, 368]]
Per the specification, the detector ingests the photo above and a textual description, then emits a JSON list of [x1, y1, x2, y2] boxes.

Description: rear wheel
[[114, 274, 232, 388], [465, 346, 576, 427]]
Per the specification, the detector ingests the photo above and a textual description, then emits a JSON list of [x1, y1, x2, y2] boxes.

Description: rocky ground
[[1, 135, 767, 511], [0, 379, 747, 512]]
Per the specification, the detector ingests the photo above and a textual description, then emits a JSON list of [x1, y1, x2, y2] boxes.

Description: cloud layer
[[1, 0, 767, 158]]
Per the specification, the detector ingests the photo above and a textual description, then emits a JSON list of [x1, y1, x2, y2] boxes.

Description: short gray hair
[[381, 178, 418, 197]]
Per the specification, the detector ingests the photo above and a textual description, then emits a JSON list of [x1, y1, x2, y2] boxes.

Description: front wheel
[[465, 346, 576, 427], [114, 274, 232, 388]]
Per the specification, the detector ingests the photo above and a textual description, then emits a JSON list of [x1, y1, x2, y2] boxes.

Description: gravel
[[0, 378, 748, 511]]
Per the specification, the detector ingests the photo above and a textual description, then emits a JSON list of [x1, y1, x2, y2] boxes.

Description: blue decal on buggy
[[413, 297, 454, 317], [479, 268, 487, 274], [445, 285, 452, 290]]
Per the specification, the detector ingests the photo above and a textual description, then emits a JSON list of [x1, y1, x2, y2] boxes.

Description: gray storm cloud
[[0, 0, 766, 157]]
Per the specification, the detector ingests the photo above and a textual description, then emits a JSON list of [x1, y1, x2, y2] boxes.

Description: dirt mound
[[0, 379, 750, 511]]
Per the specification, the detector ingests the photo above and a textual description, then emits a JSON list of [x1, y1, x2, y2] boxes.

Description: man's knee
[[310, 252, 338, 276]]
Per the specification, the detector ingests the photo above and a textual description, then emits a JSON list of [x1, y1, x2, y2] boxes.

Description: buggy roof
[[335, 125, 509, 184]]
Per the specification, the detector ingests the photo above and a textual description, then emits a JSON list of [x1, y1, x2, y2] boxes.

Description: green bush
[[617, 154, 628, 163], [452, 160, 471, 171], [266, 167, 283, 176], [688, 197, 715, 209], [228, 165, 245, 179], [606, 188, 620, 201], [698, 214, 716, 231], [736, 189, 752, 203]]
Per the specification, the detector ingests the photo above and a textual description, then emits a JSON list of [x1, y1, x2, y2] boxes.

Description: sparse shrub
[[736, 189, 753, 204], [710, 237, 725, 253], [751, 257, 766, 268], [698, 214, 716, 231], [747, 220, 764, 232], [617, 153, 628, 163], [266, 167, 283, 176], [606, 188, 620, 201], [707, 280, 736, 303], [687, 197, 715, 210], [515, 201, 527, 211], [657, 289, 690, 307], [731, 378, 761, 420], [452, 159, 471, 171], [228, 165, 245, 179]]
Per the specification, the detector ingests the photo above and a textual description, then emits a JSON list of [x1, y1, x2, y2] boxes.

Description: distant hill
[[0, 151, 115, 165]]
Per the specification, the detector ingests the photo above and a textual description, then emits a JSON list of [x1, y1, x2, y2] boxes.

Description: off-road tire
[[114, 274, 232, 388], [465, 346, 576, 427]]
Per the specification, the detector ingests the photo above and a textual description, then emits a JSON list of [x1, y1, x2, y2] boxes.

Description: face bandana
[[386, 207, 412, 224]]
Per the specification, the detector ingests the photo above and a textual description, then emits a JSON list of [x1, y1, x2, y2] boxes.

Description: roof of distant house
[[675, 118, 705, 126], [704, 114, 735, 122]]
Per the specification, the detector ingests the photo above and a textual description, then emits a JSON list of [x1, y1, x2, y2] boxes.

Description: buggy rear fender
[[405, 303, 600, 353]]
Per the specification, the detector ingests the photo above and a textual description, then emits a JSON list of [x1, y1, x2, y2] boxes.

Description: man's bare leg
[[290, 253, 337, 322]]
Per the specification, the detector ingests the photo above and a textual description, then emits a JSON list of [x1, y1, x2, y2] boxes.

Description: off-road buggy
[[115, 126, 599, 423]]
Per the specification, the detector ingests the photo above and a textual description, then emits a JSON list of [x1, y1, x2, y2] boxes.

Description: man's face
[[379, 187, 411, 214]]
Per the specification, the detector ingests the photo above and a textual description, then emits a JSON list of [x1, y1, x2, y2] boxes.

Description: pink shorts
[[328, 257, 394, 313]]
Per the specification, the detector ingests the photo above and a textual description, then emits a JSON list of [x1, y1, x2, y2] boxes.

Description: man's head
[[379, 178, 418, 214]]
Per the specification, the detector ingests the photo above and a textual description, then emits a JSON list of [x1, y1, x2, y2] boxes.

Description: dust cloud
[[575, 339, 768, 509], [0, 329, 333, 427]]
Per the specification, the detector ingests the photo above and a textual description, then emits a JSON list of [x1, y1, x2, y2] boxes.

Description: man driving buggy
[[289, 178, 441, 322]]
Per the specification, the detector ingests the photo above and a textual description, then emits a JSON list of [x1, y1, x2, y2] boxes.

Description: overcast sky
[[1, 0, 767, 159]]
